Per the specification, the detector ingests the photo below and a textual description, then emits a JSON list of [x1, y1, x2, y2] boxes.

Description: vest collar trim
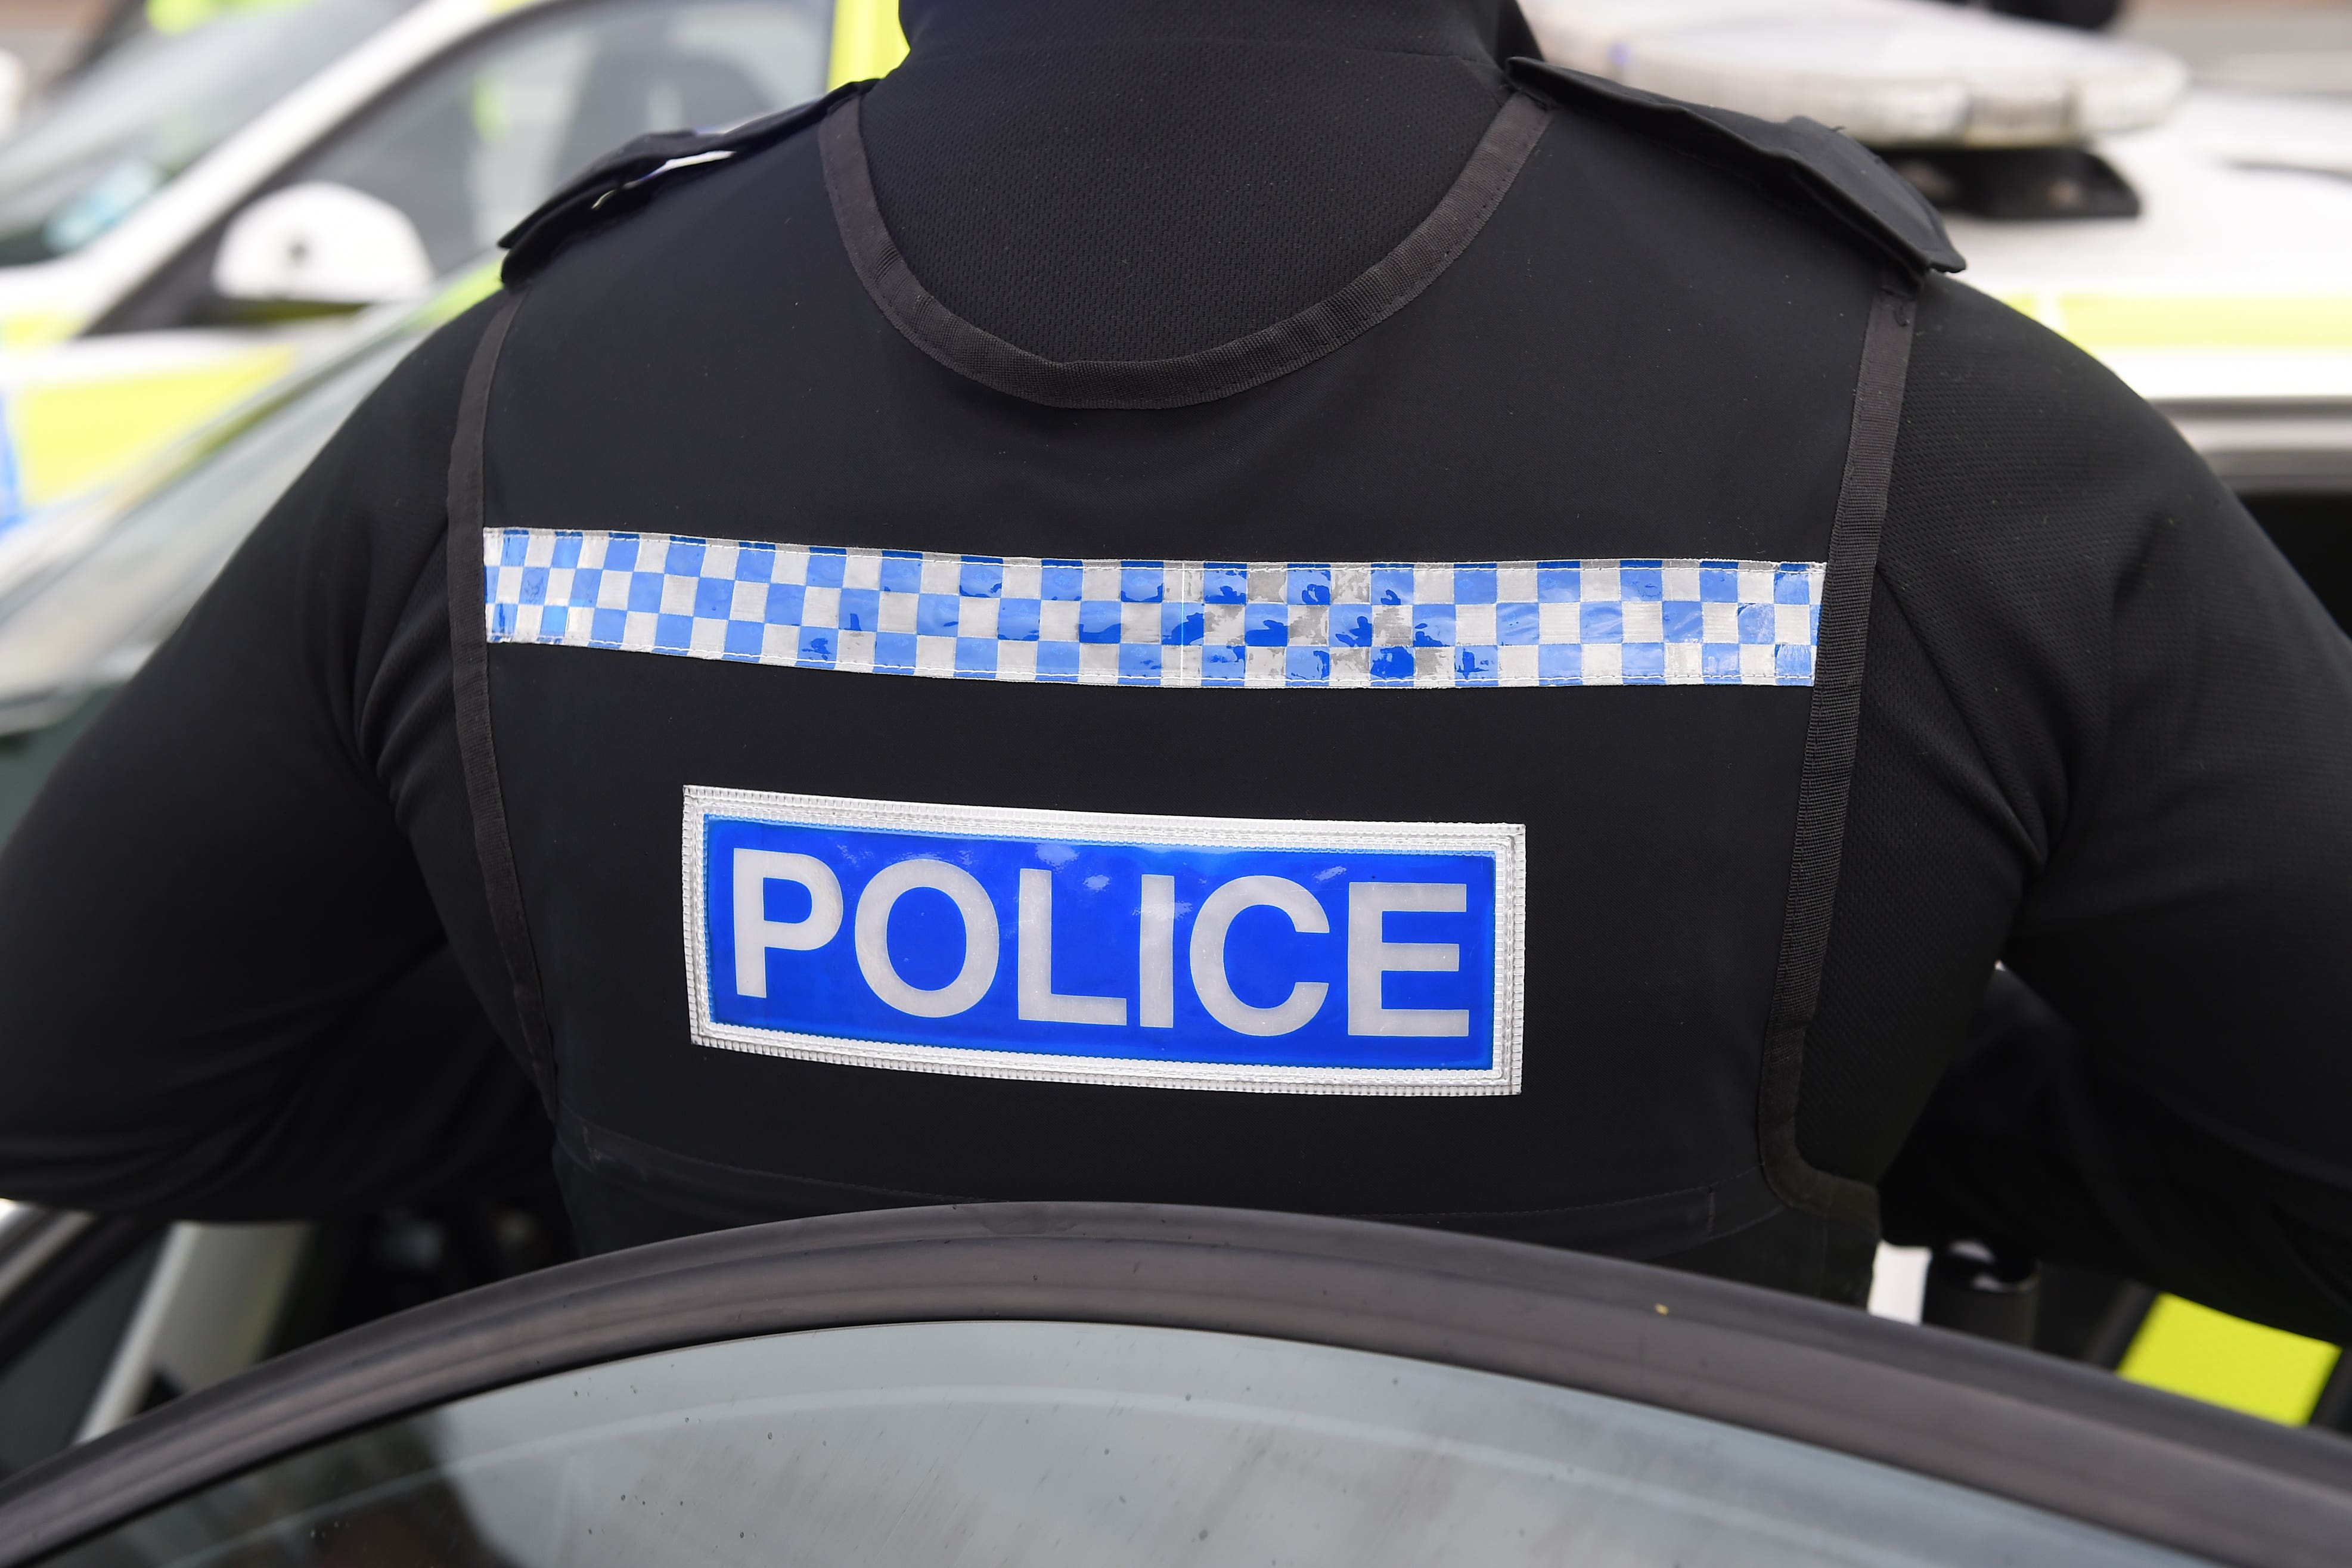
[[818, 89, 1549, 411]]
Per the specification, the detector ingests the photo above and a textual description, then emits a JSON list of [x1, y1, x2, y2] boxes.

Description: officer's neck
[[896, 0, 1520, 65], [858, 0, 1525, 364]]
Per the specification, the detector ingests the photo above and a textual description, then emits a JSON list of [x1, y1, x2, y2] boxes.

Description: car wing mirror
[[212, 182, 433, 315]]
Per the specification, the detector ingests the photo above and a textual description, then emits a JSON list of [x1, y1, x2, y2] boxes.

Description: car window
[[0, 318, 422, 737], [44, 1319, 2215, 1567], [284, 0, 827, 277], [0, 0, 411, 266]]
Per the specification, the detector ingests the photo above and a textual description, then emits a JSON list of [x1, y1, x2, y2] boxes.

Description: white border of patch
[[681, 787, 1525, 1095]]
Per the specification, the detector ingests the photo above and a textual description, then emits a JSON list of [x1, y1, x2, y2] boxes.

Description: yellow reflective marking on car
[[2118, 1294, 2341, 1425], [828, 0, 907, 86], [0, 311, 89, 350], [417, 260, 504, 328], [146, 0, 313, 37], [9, 349, 297, 506], [2007, 293, 2352, 352]]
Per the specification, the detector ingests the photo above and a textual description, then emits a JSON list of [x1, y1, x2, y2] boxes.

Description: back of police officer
[[4, 0, 2350, 1333]]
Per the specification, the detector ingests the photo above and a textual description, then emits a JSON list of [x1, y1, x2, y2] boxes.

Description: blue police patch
[[682, 788, 1525, 1094]]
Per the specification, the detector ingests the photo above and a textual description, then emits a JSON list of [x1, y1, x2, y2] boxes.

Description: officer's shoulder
[[1506, 58, 1963, 278], [499, 82, 862, 287]]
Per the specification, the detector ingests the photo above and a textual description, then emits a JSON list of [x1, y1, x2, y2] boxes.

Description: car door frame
[[1, 1201, 2348, 1566]]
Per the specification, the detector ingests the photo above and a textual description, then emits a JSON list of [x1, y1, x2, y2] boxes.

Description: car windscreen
[[44, 1319, 2216, 1567], [0, 0, 412, 266]]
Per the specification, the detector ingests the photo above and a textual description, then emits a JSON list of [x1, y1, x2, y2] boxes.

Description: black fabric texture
[[855, 0, 1518, 361], [1803, 281, 2352, 1206], [458, 95, 1881, 1278], [819, 88, 1555, 406], [0, 310, 548, 1221], [0, 0, 2346, 1334], [1880, 970, 2352, 1345]]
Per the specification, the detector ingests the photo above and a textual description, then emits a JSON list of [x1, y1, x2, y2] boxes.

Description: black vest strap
[[1757, 278, 1919, 1233], [447, 289, 559, 1117], [818, 89, 1553, 409]]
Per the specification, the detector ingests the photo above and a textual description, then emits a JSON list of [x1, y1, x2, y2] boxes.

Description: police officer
[[2, 0, 2348, 1336]]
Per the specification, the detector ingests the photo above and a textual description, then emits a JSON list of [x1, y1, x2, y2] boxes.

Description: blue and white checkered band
[[485, 530, 1826, 688]]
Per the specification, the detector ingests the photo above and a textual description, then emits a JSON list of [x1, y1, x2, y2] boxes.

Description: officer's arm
[[1888, 967, 2352, 1344], [0, 299, 547, 1221], [1869, 278, 2352, 1340]]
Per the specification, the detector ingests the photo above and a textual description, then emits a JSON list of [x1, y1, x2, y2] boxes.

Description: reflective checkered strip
[[484, 530, 1826, 688]]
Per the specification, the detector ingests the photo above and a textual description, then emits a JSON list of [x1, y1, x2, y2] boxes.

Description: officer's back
[[3, 0, 2350, 1340]]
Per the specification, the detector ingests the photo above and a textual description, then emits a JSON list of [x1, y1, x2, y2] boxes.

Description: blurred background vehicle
[[1523, 0, 2352, 511], [0, 0, 906, 539], [0, 0, 2346, 1485]]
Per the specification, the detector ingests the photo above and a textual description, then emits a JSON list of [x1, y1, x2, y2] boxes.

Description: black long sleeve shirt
[[1, 0, 2348, 1337]]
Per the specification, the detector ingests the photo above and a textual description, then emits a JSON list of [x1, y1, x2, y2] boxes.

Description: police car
[[1523, 0, 2352, 591], [0, 1203, 2348, 1567], [0, 0, 904, 533]]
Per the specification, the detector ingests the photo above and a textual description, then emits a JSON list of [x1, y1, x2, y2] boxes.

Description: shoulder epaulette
[[1506, 59, 1964, 277], [499, 82, 868, 286]]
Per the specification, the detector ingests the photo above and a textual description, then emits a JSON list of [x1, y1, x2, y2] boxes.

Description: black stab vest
[[451, 64, 1950, 1288]]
